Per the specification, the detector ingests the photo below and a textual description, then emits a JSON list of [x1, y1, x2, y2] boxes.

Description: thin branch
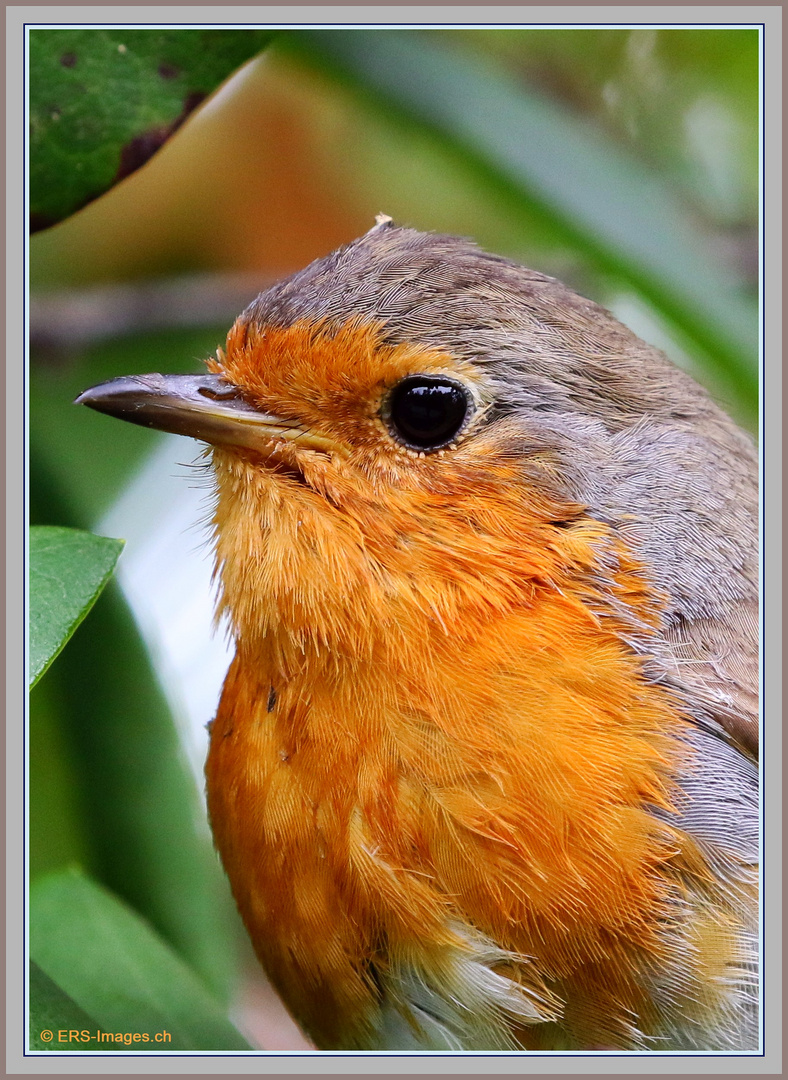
[[30, 272, 280, 352]]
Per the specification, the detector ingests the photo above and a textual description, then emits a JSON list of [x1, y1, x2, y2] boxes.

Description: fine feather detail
[[201, 226, 758, 1052], [368, 929, 561, 1051]]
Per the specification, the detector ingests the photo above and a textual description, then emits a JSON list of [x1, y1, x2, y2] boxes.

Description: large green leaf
[[28, 526, 123, 687], [29, 962, 105, 1051], [287, 29, 758, 411], [29, 28, 275, 230], [30, 870, 251, 1051]]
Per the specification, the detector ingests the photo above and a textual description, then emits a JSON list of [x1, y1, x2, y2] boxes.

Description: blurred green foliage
[[27, 25, 759, 1051]]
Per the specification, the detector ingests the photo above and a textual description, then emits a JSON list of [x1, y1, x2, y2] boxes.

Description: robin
[[77, 219, 759, 1052]]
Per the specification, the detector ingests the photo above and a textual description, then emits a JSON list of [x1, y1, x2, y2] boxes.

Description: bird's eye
[[386, 375, 472, 451]]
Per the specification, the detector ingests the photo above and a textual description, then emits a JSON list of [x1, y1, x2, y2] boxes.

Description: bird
[[77, 218, 759, 1053]]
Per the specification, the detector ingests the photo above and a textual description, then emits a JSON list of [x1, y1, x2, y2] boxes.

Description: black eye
[[387, 376, 472, 451]]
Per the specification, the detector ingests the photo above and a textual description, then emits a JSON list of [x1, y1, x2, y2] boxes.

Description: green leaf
[[30, 870, 251, 1051], [29, 28, 276, 230], [29, 961, 105, 1050], [287, 29, 758, 412], [29, 526, 123, 687]]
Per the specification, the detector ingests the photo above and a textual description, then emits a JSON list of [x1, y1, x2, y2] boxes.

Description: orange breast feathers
[[204, 319, 691, 1049]]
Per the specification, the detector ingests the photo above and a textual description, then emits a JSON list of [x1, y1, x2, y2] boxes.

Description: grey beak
[[75, 372, 341, 455]]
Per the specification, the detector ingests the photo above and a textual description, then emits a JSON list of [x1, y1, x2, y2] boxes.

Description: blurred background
[[28, 26, 760, 1050]]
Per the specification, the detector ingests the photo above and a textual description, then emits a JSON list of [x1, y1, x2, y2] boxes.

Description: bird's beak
[[75, 373, 342, 455]]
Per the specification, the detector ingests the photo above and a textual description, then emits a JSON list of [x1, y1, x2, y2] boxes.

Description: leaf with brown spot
[[29, 28, 276, 231], [114, 91, 207, 183]]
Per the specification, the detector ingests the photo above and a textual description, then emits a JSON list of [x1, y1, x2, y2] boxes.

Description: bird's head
[[77, 221, 747, 674]]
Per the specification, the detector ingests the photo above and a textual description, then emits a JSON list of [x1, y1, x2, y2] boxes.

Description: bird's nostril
[[198, 384, 242, 402]]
